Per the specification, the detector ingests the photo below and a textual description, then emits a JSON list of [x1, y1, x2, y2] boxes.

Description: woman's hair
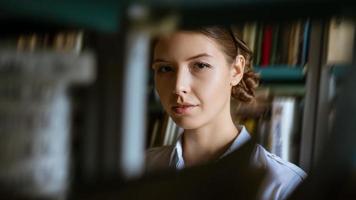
[[195, 26, 260, 103]]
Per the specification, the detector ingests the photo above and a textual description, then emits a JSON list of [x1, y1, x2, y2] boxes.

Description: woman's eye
[[156, 65, 173, 73], [193, 62, 211, 70]]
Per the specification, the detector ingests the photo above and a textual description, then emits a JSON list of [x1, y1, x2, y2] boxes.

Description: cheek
[[195, 71, 231, 101]]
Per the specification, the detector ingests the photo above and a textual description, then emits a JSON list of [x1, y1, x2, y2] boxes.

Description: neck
[[182, 105, 239, 167]]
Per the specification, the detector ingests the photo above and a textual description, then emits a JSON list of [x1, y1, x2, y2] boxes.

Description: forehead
[[153, 31, 224, 60]]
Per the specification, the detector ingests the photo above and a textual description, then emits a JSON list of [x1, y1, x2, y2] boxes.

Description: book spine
[[270, 24, 280, 65], [300, 19, 311, 66], [254, 22, 264, 66], [269, 97, 297, 162], [162, 116, 174, 145], [261, 25, 273, 66], [287, 21, 302, 66], [280, 23, 292, 65], [326, 17, 356, 64], [149, 119, 161, 148], [243, 22, 258, 53]]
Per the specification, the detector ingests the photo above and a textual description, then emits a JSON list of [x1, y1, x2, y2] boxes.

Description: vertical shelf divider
[[299, 19, 325, 172]]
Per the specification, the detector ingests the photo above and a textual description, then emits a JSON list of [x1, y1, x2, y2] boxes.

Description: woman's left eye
[[193, 62, 211, 70]]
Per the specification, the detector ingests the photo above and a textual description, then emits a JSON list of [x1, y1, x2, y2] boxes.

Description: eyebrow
[[153, 53, 212, 63], [186, 53, 212, 60]]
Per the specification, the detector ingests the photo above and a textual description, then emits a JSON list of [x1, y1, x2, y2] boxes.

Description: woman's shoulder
[[252, 144, 306, 179], [251, 144, 307, 199], [145, 145, 174, 172]]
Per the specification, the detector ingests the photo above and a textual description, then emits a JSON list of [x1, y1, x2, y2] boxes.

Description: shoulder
[[145, 146, 174, 172], [252, 144, 307, 200], [252, 144, 307, 180]]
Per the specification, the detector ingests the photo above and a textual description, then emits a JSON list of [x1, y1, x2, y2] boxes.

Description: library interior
[[0, 0, 355, 199]]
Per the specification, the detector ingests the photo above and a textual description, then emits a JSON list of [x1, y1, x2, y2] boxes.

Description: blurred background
[[0, 0, 355, 199]]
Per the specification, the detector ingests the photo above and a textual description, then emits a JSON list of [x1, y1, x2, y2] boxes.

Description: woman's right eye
[[156, 65, 173, 73]]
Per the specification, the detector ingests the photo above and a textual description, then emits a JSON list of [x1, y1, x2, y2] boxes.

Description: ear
[[230, 55, 245, 86]]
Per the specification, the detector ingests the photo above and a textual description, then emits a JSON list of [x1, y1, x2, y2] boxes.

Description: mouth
[[171, 104, 198, 115]]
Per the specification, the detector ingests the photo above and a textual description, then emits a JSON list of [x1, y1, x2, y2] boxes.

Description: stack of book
[[232, 93, 302, 164], [229, 19, 312, 164], [0, 30, 94, 198], [236, 19, 311, 68], [16, 31, 83, 53]]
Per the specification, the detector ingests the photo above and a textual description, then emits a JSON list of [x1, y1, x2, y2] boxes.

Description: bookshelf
[[145, 18, 310, 164], [141, 1, 356, 173], [254, 66, 305, 81], [0, 30, 96, 198], [331, 64, 350, 78], [0, 0, 356, 199], [0, 4, 127, 198]]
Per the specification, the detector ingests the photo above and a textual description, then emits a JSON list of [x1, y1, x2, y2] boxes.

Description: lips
[[171, 104, 197, 115]]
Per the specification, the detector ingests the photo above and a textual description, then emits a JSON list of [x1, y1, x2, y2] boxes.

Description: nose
[[173, 67, 190, 95]]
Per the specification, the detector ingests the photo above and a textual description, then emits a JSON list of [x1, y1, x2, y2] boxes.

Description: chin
[[171, 116, 203, 130]]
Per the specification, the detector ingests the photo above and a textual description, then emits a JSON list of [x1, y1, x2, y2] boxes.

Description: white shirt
[[146, 126, 307, 200]]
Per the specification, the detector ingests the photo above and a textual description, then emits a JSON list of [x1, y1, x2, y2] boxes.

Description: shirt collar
[[169, 126, 251, 169]]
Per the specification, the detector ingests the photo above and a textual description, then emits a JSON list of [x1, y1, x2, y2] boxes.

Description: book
[[326, 17, 355, 64], [16, 31, 83, 53], [254, 22, 264, 66], [279, 22, 292, 65], [261, 24, 273, 66], [0, 47, 94, 198], [148, 119, 161, 148], [243, 118, 258, 135], [270, 24, 280, 65], [157, 113, 170, 146], [268, 97, 297, 162], [243, 21, 258, 53], [256, 117, 271, 149], [287, 21, 302, 66], [299, 19, 311, 66], [148, 112, 183, 148]]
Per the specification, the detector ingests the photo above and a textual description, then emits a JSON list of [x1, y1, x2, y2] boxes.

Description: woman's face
[[152, 31, 241, 129]]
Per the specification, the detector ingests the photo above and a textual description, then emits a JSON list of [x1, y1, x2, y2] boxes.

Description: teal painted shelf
[[258, 84, 306, 96], [331, 65, 352, 79], [0, 0, 122, 32], [254, 66, 305, 81]]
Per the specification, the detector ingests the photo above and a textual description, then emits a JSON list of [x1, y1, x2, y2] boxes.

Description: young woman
[[146, 26, 306, 199]]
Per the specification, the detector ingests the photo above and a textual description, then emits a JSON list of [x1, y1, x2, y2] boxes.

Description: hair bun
[[232, 70, 260, 103]]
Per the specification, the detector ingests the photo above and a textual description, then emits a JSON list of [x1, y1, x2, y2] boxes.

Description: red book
[[261, 25, 273, 66]]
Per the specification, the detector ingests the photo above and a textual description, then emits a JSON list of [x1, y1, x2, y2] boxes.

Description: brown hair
[[195, 26, 260, 103]]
